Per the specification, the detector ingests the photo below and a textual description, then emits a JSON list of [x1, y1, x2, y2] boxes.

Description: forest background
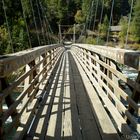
[[0, 0, 140, 55]]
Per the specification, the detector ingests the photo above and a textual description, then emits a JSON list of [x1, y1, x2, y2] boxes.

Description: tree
[[131, 0, 140, 42], [98, 15, 109, 38], [82, 0, 92, 21], [119, 17, 128, 43], [121, 0, 130, 16], [75, 10, 85, 24], [104, 0, 121, 25], [0, 25, 9, 54]]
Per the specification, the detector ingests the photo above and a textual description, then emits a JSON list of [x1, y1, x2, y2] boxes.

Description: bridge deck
[[25, 50, 120, 140]]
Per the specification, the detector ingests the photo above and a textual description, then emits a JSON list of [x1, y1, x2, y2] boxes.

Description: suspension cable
[[88, 0, 95, 30], [125, 0, 134, 48], [96, 0, 104, 44], [44, 16, 54, 44], [81, 0, 92, 36], [106, 0, 115, 45], [39, 2, 53, 44], [2, 0, 14, 53], [29, 0, 41, 46], [38, 1, 50, 44], [35, 0, 46, 45], [93, 0, 99, 32], [45, 10, 55, 43], [45, 16, 54, 44], [20, 0, 32, 48]]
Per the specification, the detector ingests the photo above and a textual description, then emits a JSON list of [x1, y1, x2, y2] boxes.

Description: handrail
[[72, 44, 140, 137], [0, 44, 62, 77], [0, 44, 64, 139], [73, 44, 140, 71]]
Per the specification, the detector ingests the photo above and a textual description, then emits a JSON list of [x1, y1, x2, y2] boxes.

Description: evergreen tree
[[130, 0, 140, 42], [75, 10, 85, 24], [119, 17, 128, 43], [121, 0, 130, 16], [98, 15, 109, 38], [82, 0, 92, 21]]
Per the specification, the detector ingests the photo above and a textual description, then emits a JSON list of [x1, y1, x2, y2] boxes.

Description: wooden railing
[[72, 44, 140, 137], [0, 44, 64, 139], [0, 43, 140, 139]]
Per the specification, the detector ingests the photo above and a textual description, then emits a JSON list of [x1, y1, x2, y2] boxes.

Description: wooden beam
[[0, 44, 62, 77], [72, 44, 140, 70]]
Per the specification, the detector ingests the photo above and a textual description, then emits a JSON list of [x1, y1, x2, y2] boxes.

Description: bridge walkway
[[25, 49, 120, 140]]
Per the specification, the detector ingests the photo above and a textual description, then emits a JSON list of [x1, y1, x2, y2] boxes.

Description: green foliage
[[98, 15, 109, 38], [0, 0, 140, 53], [119, 17, 128, 43], [82, 0, 92, 20], [12, 22, 28, 52], [0, 19, 29, 54], [96, 37, 105, 45], [130, 0, 140, 42], [0, 25, 9, 54], [85, 36, 96, 44], [75, 10, 85, 24]]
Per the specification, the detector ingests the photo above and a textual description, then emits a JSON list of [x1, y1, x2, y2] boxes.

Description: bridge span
[[0, 44, 140, 140]]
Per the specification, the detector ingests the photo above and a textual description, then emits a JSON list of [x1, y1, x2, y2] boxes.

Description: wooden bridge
[[0, 44, 140, 140]]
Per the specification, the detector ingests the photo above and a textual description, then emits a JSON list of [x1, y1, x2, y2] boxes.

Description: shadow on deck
[[24, 50, 120, 140]]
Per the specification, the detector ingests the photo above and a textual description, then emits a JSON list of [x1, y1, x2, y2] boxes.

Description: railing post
[[0, 79, 3, 137], [106, 59, 114, 99], [24, 60, 37, 108], [24, 65, 30, 91], [39, 55, 44, 83], [88, 51, 92, 72], [110, 61, 120, 100], [95, 54, 101, 81], [52, 49, 55, 65], [48, 50, 52, 71], [128, 72, 140, 123], [0, 78, 18, 137], [46, 51, 50, 72], [83, 49, 86, 64]]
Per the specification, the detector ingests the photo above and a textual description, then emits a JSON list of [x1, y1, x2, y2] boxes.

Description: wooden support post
[[0, 79, 3, 137], [95, 54, 101, 81], [24, 60, 37, 108], [110, 61, 120, 100], [0, 78, 18, 137], [83, 49, 86, 64], [79, 48, 82, 58], [46, 51, 50, 72], [49, 50, 52, 69], [106, 59, 114, 99], [42, 53, 46, 73], [39, 55, 44, 83], [88, 51, 92, 72], [73, 24, 76, 43], [127, 72, 140, 124], [24, 65, 30, 91], [58, 24, 62, 43], [52, 49, 55, 65]]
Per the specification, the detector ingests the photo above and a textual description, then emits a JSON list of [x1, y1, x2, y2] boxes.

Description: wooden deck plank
[[24, 49, 122, 140], [63, 52, 83, 140], [62, 54, 72, 140], [68, 51, 102, 140], [71, 51, 121, 140], [46, 52, 66, 139], [25, 53, 65, 140]]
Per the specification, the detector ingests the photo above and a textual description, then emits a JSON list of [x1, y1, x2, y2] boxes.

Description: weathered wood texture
[[73, 44, 140, 70], [0, 44, 64, 139], [0, 43, 140, 139], [25, 50, 120, 140], [0, 44, 62, 77], [71, 44, 140, 136]]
